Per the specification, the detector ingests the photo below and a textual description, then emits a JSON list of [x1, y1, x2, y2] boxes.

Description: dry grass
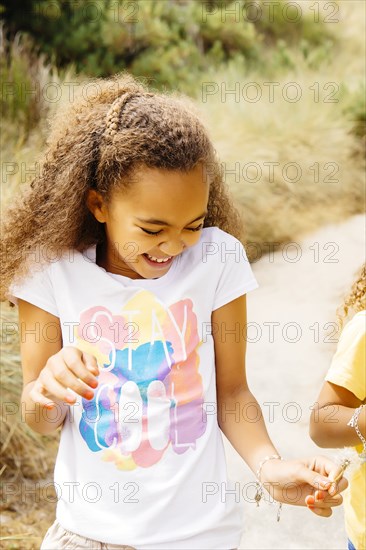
[[0, 301, 59, 548], [0, 469, 59, 549], [0, 304, 60, 482], [195, 0, 366, 254]]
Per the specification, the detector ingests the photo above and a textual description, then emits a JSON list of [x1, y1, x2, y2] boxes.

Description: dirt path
[[223, 213, 365, 550]]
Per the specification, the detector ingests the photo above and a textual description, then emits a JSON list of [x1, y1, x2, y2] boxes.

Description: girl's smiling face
[[87, 164, 210, 280]]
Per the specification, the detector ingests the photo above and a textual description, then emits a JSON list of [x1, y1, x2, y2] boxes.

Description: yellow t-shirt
[[325, 310, 366, 550]]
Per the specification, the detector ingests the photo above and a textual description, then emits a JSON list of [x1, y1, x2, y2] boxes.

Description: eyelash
[[141, 224, 204, 236]]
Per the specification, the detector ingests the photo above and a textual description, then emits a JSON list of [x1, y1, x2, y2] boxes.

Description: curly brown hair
[[336, 264, 366, 330], [1, 72, 244, 307]]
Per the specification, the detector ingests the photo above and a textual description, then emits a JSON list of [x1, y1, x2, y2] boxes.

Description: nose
[[159, 237, 186, 257]]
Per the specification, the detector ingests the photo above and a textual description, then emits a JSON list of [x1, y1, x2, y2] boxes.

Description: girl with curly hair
[[2, 72, 347, 550], [310, 264, 366, 550]]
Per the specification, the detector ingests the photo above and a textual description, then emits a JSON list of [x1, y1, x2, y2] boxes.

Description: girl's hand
[[260, 455, 348, 517], [29, 346, 99, 408]]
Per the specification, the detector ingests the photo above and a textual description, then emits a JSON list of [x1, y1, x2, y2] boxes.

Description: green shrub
[[0, 0, 338, 92]]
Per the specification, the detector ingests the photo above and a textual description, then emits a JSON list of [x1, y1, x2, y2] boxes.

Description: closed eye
[[141, 224, 204, 236]]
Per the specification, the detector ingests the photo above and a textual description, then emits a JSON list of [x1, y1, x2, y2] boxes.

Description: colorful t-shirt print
[[76, 291, 207, 470]]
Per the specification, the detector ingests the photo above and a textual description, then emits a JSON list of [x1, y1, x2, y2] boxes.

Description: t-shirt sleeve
[[6, 262, 59, 317], [325, 312, 366, 401], [212, 235, 259, 311]]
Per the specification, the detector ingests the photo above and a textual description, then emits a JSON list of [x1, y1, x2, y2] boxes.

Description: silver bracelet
[[254, 454, 283, 521], [347, 404, 366, 462]]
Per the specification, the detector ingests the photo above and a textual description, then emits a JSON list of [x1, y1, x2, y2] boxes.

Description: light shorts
[[40, 519, 137, 550], [40, 518, 238, 550]]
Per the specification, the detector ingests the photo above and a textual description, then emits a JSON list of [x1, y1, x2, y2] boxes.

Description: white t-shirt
[[7, 226, 258, 550]]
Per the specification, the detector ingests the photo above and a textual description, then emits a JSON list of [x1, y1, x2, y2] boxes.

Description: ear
[[86, 190, 108, 223]]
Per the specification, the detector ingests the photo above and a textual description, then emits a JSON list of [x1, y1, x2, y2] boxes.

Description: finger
[[315, 494, 343, 508], [327, 476, 349, 497], [82, 351, 100, 376], [30, 379, 70, 408], [306, 493, 343, 508], [307, 456, 349, 496], [305, 494, 314, 506], [312, 456, 350, 492], [308, 506, 332, 518], [324, 461, 345, 481], [41, 366, 94, 403], [29, 382, 57, 408], [305, 495, 334, 516], [47, 359, 97, 402], [60, 349, 99, 388], [295, 465, 333, 492], [38, 371, 85, 404], [311, 455, 341, 477]]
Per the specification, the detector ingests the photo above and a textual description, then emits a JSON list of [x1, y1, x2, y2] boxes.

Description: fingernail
[[65, 393, 76, 403], [89, 379, 98, 389], [84, 391, 94, 400], [320, 479, 331, 489]]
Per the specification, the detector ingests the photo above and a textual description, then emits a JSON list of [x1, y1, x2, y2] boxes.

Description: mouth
[[142, 253, 174, 268]]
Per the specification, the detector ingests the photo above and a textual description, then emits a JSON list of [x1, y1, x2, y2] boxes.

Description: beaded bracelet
[[254, 454, 283, 521], [347, 404, 366, 462]]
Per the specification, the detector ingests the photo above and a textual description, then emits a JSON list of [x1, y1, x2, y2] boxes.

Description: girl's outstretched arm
[[213, 295, 281, 471], [212, 294, 348, 516]]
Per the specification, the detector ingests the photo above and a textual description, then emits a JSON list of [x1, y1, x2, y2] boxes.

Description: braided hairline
[[104, 91, 155, 138]]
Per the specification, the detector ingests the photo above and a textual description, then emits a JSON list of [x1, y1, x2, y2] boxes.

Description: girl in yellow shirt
[[310, 264, 366, 550]]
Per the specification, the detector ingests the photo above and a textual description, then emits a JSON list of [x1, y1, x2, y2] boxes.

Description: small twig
[[333, 458, 351, 482]]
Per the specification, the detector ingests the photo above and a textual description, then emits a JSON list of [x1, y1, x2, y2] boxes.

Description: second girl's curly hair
[[336, 264, 366, 330], [1, 72, 244, 306]]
